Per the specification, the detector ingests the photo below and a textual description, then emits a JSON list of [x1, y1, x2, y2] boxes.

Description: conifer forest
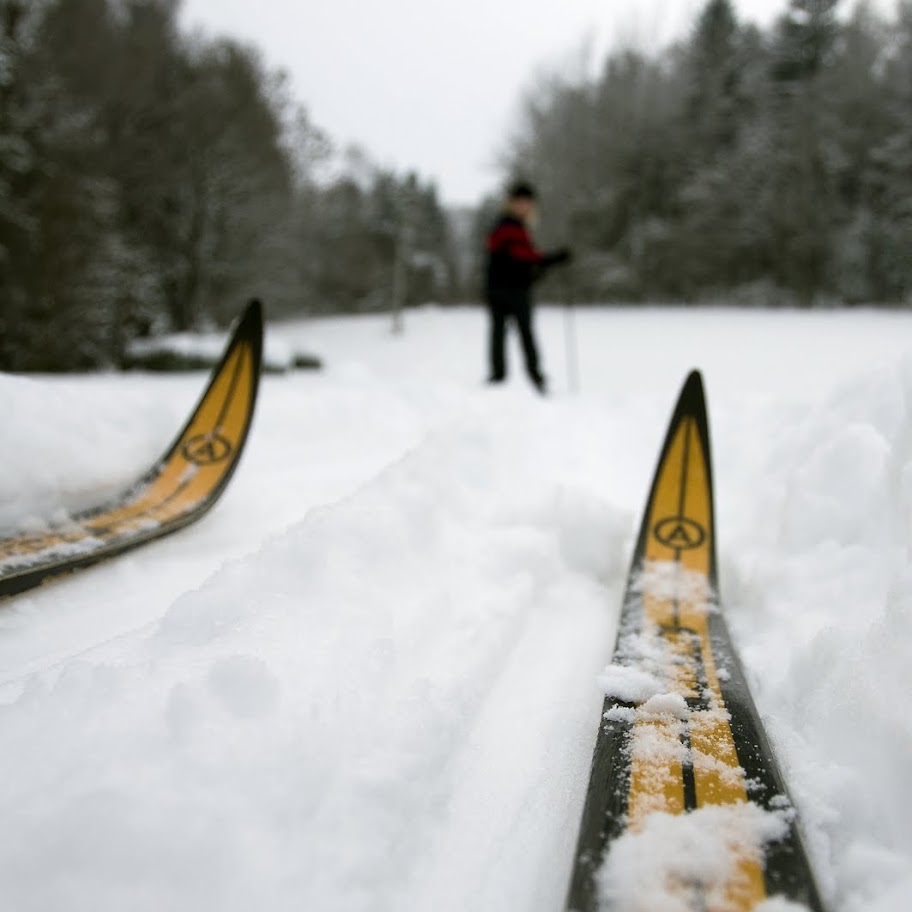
[[2, 0, 911, 370]]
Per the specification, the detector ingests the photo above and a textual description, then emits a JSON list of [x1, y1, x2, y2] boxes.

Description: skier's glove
[[546, 247, 572, 266]]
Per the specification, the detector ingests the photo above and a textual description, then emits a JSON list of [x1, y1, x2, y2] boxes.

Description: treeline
[[0, 0, 459, 371], [4, 1, 907, 373], [505, 0, 912, 306]]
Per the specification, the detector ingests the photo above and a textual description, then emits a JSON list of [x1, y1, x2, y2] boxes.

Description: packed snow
[[597, 802, 794, 912], [0, 306, 911, 911]]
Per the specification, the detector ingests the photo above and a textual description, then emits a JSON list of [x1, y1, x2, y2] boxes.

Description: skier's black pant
[[487, 290, 542, 386]]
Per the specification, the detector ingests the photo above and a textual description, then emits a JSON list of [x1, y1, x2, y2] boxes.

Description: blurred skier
[[484, 181, 571, 394]]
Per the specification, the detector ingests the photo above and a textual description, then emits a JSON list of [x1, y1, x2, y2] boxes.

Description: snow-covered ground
[[0, 306, 910, 911]]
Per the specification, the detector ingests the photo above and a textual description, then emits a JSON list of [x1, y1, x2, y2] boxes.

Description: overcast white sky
[[179, 0, 897, 206]]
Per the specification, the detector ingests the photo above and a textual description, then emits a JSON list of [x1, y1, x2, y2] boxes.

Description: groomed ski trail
[[3, 308, 912, 910], [0, 397, 633, 912], [401, 562, 620, 912]]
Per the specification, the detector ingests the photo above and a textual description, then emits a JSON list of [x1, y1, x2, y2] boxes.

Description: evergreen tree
[[685, 0, 741, 154]]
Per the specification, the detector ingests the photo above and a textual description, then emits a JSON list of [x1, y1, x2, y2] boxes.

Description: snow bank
[[125, 325, 314, 373], [720, 355, 912, 912]]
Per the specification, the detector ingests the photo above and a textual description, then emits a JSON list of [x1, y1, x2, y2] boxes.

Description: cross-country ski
[[565, 371, 825, 912], [0, 300, 263, 598]]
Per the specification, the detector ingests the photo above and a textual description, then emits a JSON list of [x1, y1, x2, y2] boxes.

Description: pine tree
[[686, 0, 741, 154], [773, 0, 841, 84], [764, 0, 843, 305]]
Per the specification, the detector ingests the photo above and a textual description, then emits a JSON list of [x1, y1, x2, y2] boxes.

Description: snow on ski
[[565, 371, 825, 912], [0, 299, 263, 598]]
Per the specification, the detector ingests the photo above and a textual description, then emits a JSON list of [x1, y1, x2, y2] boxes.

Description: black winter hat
[[508, 180, 537, 201]]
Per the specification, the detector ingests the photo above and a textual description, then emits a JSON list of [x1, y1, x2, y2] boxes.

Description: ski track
[[1, 307, 911, 911]]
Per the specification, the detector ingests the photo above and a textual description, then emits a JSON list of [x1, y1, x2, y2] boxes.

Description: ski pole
[[563, 219, 580, 394]]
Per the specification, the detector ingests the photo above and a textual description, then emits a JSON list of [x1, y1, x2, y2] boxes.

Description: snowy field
[[0, 305, 911, 912]]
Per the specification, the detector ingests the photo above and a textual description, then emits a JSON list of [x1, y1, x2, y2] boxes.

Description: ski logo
[[182, 433, 233, 466], [653, 516, 706, 550]]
